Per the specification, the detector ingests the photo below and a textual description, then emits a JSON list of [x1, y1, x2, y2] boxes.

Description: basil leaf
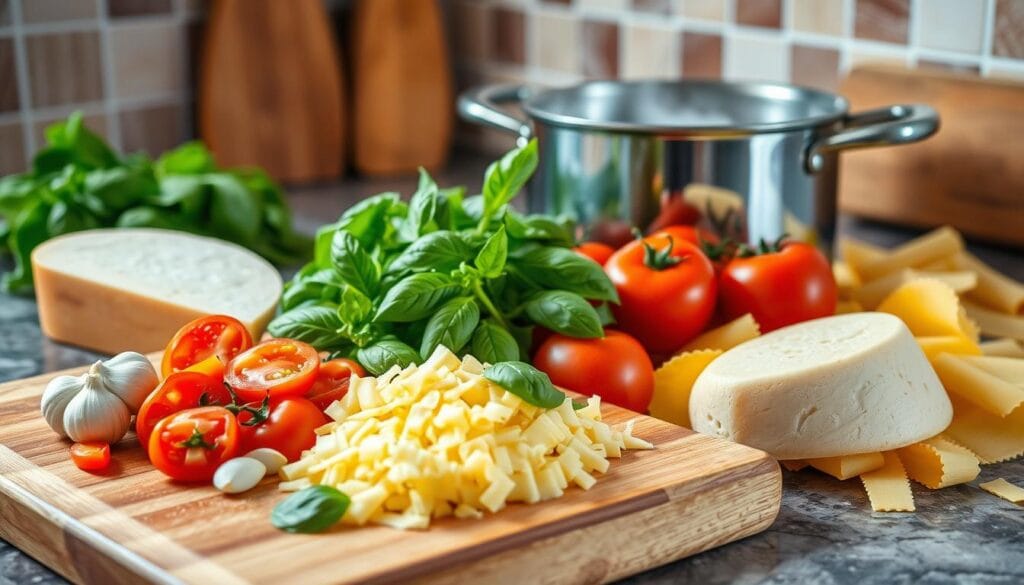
[[387, 230, 471, 275], [504, 211, 574, 246], [271, 486, 350, 534], [331, 230, 380, 297], [482, 139, 538, 221], [400, 168, 438, 241], [338, 285, 373, 327], [461, 194, 485, 222], [471, 319, 521, 363], [207, 174, 263, 245], [512, 246, 619, 303], [267, 306, 346, 347], [475, 225, 508, 279], [483, 361, 565, 409], [420, 297, 480, 357], [357, 339, 421, 375], [523, 290, 603, 338], [595, 302, 617, 326], [374, 272, 464, 322], [1, 201, 50, 294], [315, 193, 398, 266]]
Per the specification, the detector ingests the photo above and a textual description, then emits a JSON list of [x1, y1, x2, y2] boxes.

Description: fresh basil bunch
[[268, 140, 618, 375]]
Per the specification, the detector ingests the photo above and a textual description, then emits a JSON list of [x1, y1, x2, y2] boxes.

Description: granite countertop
[[2, 153, 1023, 585]]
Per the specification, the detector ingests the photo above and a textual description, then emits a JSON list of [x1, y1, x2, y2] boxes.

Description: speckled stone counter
[[1, 158, 1022, 585]]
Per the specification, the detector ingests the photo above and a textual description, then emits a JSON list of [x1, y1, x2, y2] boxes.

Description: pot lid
[[522, 80, 849, 135]]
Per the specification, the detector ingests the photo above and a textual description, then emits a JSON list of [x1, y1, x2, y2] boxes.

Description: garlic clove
[[41, 374, 85, 438], [94, 352, 159, 414], [244, 448, 288, 474], [213, 457, 267, 494], [63, 372, 131, 444]]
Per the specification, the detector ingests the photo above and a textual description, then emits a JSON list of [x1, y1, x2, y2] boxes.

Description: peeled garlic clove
[[63, 373, 131, 444], [245, 448, 288, 474], [94, 352, 159, 413], [214, 458, 267, 494], [41, 374, 85, 437]]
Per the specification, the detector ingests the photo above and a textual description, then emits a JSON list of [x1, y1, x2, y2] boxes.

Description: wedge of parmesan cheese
[[279, 346, 653, 529]]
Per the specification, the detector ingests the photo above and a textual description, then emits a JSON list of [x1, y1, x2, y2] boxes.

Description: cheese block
[[689, 313, 952, 460], [32, 228, 282, 354]]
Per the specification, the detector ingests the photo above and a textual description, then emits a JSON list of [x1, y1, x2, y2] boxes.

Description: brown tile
[[0, 121, 25, 175], [453, 0, 491, 63], [791, 45, 840, 91], [22, 0, 98, 23], [107, 0, 173, 18], [0, 38, 18, 113], [34, 112, 108, 147], [855, 0, 909, 44], [633, 0, 672, 14], [0, 1, 10, 27], [119, 102, 187, 156], [736, 0, 781, 28], [681, 31, 722, 78], [26, 32, 105, 107], [994, 0, 1024, 59], [111, 22, 185, 98], [493, 7, 525, 65], [582, 20, 618, 78]]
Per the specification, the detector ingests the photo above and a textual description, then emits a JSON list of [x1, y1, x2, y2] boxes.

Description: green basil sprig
[[483, 361, 566, 409], [271, 486, 350, 534]]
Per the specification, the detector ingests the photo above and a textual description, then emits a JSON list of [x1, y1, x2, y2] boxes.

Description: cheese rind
[[689, 313, 952, 460], [32, 228, 282, 354]]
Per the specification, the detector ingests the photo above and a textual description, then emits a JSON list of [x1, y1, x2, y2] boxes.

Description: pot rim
[[521, 79, 851, 136]]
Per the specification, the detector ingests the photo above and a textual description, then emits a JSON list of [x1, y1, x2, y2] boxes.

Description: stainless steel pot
[[458, 80, 938, 252]]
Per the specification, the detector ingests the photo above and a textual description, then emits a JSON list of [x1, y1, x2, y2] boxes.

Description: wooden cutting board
[[0, 361, 781, 585]]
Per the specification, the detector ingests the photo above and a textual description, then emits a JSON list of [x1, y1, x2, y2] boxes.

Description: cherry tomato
[[573, 242, 616, 266], [534, 331, 655, 413], [236, 397, 328, 461], [225, 339, 320, 403], [306, 358, 365, 411], [148, 407, 239, 482], [135, 371, 232, 448], [648, 193, 701, 232], [161, 315, 253, 380], [719, 241, 837, 333], [605, 232, 717, 353], [70, 442, 110, 471]]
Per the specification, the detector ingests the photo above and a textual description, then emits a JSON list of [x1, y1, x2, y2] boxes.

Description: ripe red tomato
[[306, 358, 366, 411], [135, 371, 232, 448], [647, 194, 701, 232], [70, 442, 110, 471], [148, 407, 239, 482], [236, 397, 328, 461], [573, 242, 616, 266], [604, 232, 717, 353], [533, 330, 654, 413], [162, 315, 253, 380], [719, 241, 837, 332], [651, 225, 719, 247], [225, 339, 320, 403]]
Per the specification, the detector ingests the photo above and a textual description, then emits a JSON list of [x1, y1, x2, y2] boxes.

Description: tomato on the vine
[[573, 242, 616, 266], [719, 240, 837, 332], [148, 407, 239, 482], [161, 315, 253, 380], [236, 397, 328, 461], [605, 232, 717, 354], [306, 358, 365, 411], [533, 330, 654, 413], [225, 339, 320, 403], [135, 371, 232, 447], [70, 442, 110, 471]]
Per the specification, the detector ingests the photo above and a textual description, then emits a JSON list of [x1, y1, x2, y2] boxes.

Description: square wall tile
[[452, 0, 490, 63], [736, 0, 781, 29], [0, 38, 19, 113], [578, 0, 629, 11], [792, 0, 845, 37], [633, 0, 672, 14], [725, 34, 789, 83], [994, 0, 1024, 59], [675, 0, 726, 21], [111, 22, 185, 98], [541, 0, 572, 4], [22, 0, 98, 23], [26, 32, 105, 107], [791, 45, 840, 90], [0, 1, 10, 27], [0, 121, 25, 175], [681, 31, 722, 78], [581, 20, 619, 78], [493, 7, 525, 65], [120, 103, 186, 156], [855, 0, 909, 44], [917, 0, 985, 54], [532, 11, 580, 73], [34, 112, 108, 148], [622, 23, 677, 79], [107, 0, 173, 18]]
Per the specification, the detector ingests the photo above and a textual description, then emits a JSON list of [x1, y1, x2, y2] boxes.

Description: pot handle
[[457, 84, 534, 146], [805, 104, 939, 173]]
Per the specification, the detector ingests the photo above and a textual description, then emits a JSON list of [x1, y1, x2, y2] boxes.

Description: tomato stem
[[178, 428, 216, 450], [636, 229, 682, 271], [472, 280, 509, 329]]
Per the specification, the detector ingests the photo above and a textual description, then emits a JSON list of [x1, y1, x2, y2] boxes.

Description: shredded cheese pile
[[278, 346, 653, 529]]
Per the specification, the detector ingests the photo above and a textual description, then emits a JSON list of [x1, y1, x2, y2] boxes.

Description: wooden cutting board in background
[[0, 360, 780, 585], [199, 0, 345, 183], [839, 65, 1024, 248]]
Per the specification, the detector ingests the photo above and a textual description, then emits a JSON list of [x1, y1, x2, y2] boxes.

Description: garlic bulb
[[62, 371, 131, 443], [93, 351, 159, 412], [41, 374, 85, 437]]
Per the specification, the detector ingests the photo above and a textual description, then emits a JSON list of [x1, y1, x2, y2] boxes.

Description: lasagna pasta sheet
[[979, 478, 1024, 504], [897, 438, 980, 489], [808, 453, 885, 481], [860, 452, 915, 512], [650, 350, 723, 428], [680, 314, 760, 353]]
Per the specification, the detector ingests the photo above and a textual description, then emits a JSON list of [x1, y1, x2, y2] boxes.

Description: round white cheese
[[689, 312, 952, 460]]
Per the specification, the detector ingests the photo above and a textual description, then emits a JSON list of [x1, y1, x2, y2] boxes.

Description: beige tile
[[675, 0, 726, 21], [724, 34, 789, 83], [578, 0, 629, 11], [917, 0, 986, 54], [34, 112, 108, 148], [452, 0, 490, 63], [0, 38, 18, 113], [26, 31, 105, 107], [22, 0, 97, 23], [622, 23, 677, 79], [0, 120, 25, 175], [111, 22, 185, 98], [119, 103, 186, 156], [792, 0, 845, 37], [531, 11, 580, 73], [848, 46, 909, 68], [791, 45, 840, 90]]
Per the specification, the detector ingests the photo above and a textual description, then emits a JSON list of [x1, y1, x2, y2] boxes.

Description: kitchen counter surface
[[2, 152, 1022, 585]]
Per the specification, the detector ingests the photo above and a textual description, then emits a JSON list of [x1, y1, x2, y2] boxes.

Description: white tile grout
[[96, 0, 123, 151], [980, 0, 997, 75], [9, 0, 35, 158]]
